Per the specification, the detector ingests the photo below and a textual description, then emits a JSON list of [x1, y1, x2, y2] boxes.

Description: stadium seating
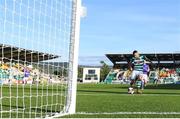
[[104, 68, 180, 84], [0, 62, 61, 85]]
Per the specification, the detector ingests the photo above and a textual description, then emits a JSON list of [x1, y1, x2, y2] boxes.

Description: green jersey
[[130, 55, 145, 71]]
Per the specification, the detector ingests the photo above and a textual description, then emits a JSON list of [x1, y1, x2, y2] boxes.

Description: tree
[[54, 68, 68, 77], [78, 67, 83, 78], [100, 61, 110, 82]]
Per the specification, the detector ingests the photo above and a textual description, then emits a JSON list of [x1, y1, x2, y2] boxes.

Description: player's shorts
[[131, 70, 143, 81]]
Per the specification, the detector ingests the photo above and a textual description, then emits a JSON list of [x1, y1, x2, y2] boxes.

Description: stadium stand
[[105, 53, 180, 84], [0, 44, 62, 85], [0, 44, 58, 62]]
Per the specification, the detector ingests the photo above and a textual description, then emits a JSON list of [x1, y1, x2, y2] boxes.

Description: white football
[[128, 87, 134, 94]]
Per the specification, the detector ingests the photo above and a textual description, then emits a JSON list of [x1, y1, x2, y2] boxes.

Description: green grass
[[64, 83, 180, 118], [0, 84, 66, 118], [0, 84, 180, 118]]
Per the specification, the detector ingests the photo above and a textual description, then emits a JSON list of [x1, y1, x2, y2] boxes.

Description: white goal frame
[[0, 0, 83, 118], [53, 0, 82, 117], [66, 0, 81, 115]]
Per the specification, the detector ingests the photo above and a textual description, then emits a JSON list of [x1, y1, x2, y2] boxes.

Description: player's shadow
[[78, 90, 127, 94], [120, 84, 180, 90], [145, 84, 180, 90], [78, 89, 180, 95], [144, 92, 180, 95]]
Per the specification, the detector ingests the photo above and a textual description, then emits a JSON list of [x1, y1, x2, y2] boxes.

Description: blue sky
[[79, 0, 180, 65], [0, 0, 179, 65], [0, 0, 72, 62]]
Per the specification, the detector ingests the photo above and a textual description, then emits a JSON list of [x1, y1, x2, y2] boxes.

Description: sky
[[0, 0, 72, 62], [0, 0, 180, 66], [79, 0, 180, 66]]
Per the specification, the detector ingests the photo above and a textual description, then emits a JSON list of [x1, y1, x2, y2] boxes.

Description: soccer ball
[[128, 87, 134, 94]]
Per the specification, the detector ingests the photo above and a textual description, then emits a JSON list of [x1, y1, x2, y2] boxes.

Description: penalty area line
[[76, 112, 180, 115]]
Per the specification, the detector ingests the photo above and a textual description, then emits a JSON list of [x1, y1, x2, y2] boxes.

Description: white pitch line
[[76, 112, 180, 115]]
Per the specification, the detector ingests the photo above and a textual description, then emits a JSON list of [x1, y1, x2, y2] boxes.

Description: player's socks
[[141, 81, 144, 90]]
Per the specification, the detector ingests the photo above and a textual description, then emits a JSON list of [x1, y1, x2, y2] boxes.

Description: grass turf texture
[[0, 84, 180, 118], [63, 83, 180, 118], [0, 84, 66, 118]]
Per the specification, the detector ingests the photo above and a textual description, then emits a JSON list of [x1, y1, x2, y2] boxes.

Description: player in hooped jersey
[[128, 50, 151, 93]]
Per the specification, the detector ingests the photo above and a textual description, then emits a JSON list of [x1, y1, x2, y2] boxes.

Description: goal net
[[0, 0, 81, 118]]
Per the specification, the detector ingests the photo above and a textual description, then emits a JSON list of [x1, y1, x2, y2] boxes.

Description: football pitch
[[0, 84, 66, 118], [0, 84, 180, 118], [64, 83, 180, 118]]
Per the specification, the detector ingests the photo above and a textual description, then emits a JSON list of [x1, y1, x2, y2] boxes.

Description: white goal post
[[65, 0, 82, 116]]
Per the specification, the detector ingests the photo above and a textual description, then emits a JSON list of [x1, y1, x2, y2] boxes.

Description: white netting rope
[[0, 0, 73, 118]]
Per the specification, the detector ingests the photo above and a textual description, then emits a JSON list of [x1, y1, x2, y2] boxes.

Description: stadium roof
[[0, 44, 59, 62], [106, 53, 180, 69], [106, 53, 180, 64]]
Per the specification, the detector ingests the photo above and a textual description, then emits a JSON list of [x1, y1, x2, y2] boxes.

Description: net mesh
[[0, 0, 73, 118]]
